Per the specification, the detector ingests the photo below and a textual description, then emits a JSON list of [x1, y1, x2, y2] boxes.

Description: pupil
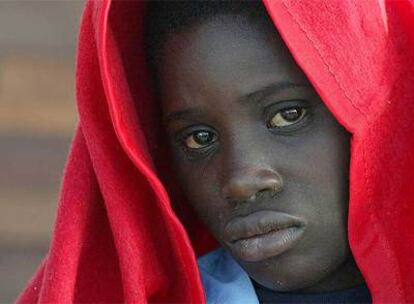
[[281, 108, 301, 121], [194, 131, 212, 144]]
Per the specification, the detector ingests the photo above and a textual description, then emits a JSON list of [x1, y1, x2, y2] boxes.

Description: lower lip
[[227, 226, 304, 262]]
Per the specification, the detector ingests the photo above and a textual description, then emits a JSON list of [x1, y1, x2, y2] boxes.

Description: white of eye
[[269, 107, 307, 128]]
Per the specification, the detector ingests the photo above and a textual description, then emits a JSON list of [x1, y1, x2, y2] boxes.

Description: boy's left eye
[[183, 130, 217, 150], [268, 107, 307, 128]]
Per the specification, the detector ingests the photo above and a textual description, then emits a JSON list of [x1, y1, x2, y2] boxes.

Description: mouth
[[224, 210, 306, 262]]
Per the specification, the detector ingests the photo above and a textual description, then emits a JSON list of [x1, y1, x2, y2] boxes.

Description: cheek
[[264, 110, 350, 236], [174, 159, 229, 238], [285, 123, 350, 252]]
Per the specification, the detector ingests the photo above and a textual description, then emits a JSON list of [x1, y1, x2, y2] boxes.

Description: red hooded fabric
[[17, 0, 414, 303]]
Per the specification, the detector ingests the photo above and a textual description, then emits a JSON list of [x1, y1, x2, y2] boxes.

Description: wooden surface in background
[[0, 57, 78, 136], [0, 2, 83, 301], [0, 56, 77, 302]]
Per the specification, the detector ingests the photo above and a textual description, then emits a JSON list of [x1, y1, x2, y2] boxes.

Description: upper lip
[[224, 210, 305, 243]]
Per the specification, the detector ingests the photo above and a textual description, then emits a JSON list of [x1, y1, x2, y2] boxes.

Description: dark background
[[0, 1, 84, 301]]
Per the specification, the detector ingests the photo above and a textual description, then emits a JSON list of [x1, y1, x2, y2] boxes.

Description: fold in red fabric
[[17, 0, 414, 302]]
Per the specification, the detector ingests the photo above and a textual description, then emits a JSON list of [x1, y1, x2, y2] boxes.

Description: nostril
[[256, 188, 269, 199], [255, 185, 283, 201]]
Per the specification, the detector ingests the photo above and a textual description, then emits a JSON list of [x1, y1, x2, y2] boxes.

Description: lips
[[224, 210, 306, 262]]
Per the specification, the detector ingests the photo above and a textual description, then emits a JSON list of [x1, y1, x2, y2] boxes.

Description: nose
[[221, 167, 283, 203]]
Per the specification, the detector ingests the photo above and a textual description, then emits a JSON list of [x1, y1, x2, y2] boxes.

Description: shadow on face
[[156, 11, 364, 293]]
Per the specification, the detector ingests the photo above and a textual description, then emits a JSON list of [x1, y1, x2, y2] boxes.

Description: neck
[[297, 257, 366, 293]]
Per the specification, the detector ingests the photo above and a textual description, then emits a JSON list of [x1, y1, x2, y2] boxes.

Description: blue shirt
[[198, 248, 372, 304]]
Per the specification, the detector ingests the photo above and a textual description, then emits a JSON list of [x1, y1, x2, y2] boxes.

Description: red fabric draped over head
[[17, 0, 414, 302]]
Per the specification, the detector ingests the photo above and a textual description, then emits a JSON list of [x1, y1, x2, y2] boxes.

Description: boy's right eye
[[183, 130, 217, 150]]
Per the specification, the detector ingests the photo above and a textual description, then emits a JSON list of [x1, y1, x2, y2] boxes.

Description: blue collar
[[198, 248, 259, 304]]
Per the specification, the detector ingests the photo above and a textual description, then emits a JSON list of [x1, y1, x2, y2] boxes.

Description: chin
[[239, 252, 335, 293]]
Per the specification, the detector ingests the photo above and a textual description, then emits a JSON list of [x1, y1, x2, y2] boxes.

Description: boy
[[146, 2, 369, 302], [17, 0, 414, 303]]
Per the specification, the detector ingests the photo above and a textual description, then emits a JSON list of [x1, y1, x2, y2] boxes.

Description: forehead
[[158, 14, 309, 113]]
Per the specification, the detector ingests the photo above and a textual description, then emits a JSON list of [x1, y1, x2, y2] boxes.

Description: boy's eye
[[184, 130, 217, 149], [268, 107, 307, 128]]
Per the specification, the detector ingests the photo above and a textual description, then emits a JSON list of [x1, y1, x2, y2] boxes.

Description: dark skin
[[157, 14, 365, 293]]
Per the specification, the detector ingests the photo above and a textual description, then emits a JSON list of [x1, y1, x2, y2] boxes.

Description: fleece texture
[[17, 0, 414, 302]]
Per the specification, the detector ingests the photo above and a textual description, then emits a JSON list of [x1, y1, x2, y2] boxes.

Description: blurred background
[[0, 1, 84, 301]]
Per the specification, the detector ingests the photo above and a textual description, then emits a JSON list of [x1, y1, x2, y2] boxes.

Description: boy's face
[[158, 14, 363, 292]]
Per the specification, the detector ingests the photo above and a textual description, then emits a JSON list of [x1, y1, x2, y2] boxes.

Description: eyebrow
[[237, 82, 311, 105], [163, 108, 206, 125], [163, 82, 311, 124]]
